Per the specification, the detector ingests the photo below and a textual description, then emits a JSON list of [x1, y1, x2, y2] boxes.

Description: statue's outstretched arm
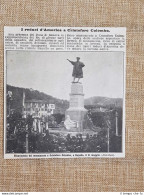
[[67, 59, 74, 64]]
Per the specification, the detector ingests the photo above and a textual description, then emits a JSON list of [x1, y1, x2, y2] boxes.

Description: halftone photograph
[[5, 50, 124, 157]]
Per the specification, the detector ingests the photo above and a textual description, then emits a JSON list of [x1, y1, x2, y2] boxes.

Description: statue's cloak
[[69, 61, 85, 78]]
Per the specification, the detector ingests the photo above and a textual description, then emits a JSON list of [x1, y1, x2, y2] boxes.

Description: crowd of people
[[33, 131, 108, 153], [7, 129, 109, 153], [6, 110, 122, 153]]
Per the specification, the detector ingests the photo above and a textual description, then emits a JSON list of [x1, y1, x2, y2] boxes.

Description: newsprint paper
[[4, 27, 126, 159]]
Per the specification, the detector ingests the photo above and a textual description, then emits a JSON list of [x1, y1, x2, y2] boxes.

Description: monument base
[[65, 82, 87, 132], [65, 108, 87, 131]]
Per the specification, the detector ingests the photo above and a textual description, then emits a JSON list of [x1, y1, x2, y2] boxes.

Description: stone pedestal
[[65, 83, 87, 131]]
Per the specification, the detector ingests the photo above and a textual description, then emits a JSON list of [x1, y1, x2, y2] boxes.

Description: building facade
[[23, 99, 55, 118]]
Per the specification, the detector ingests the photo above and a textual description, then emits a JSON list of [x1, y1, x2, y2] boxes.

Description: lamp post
[[115, 110, 118, 136], [26, 133, 29, 153], [106, 119, 111, 153], [106, 126, 109, 153]]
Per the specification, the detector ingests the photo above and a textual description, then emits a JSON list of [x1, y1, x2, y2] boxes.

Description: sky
[[6, 51, 124, 100]]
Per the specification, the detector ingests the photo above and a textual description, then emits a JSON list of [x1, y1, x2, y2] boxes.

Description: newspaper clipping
[[4, 27, 126, 158]]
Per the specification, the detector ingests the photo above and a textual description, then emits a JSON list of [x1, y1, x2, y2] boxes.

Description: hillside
[[85, 96, 123, 108], [6, 85, 123, 115], [7, 85, 69, 114]]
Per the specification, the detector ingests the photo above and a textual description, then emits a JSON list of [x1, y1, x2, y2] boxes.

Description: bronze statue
[[67, 57, 85, 83]]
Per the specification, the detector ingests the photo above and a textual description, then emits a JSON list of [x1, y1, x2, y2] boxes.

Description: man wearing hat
[[67, 57, 85, 83]]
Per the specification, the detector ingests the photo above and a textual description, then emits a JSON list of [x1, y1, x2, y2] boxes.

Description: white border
[[4, 27, 126, 159]]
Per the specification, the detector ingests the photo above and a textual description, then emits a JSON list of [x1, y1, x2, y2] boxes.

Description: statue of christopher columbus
[[67, 57, 85, 83]]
